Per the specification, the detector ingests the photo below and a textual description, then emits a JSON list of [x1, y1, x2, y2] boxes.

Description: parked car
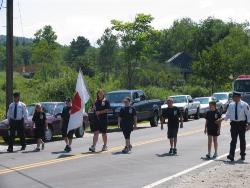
[[88, 90, 164, 127], [161, 95, 200, 122], [0, 102, 89, 143], [212, 92, 232, 112], [194, 97, 224, 117]]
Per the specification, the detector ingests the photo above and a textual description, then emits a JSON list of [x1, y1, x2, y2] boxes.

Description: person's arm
[[7, 104, 11, 122], [244, 104, 250, 131], [204, 120, 208, 134], [160, 116, 165, 130], [32, 114, 36, 128], [134, 116, 137, 129], [44, 113, 48, 130], [22, 104, 28, 121], [179, 109, 183, 128]]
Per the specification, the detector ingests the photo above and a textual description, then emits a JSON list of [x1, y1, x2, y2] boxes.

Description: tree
[[97, 28, 118, 79], [34, 25, 57, 44], [111, 13, 156, 89], [66, 36, 90, 62]]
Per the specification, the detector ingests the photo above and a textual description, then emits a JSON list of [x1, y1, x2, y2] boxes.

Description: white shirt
[[224, 100, 250, 123], [7, 101, 28, 121]]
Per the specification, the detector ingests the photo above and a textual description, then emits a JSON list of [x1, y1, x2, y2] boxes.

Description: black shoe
[[206, 154, 211, 159], [169, 148, 173, 155], [241, 156, 245, 161], [7, 148, 13, 153], [227, 155, 234, 162], [173, 148, 177, 155], [64, 145, 71, 152], [21, 146, 26, 151]]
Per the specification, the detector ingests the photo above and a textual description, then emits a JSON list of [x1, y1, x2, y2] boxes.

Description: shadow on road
[[0, 164, 54, 188], [156, 153, 178, 157], [112, 151, 131, 155], [57, 154, 75, 158]]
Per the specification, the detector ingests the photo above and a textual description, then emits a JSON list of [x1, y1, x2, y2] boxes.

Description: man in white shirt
[[219, 92, 250, 161], [7, 92, 28, 152]]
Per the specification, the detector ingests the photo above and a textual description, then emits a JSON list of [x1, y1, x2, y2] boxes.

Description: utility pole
[[6, 0, 13, 114]]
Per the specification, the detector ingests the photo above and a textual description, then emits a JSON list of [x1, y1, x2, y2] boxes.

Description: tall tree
[[111, 13, 156, 89], [34, 25, 57, 44], [67, 36, 90, 62], [97, 28, 118, 79]]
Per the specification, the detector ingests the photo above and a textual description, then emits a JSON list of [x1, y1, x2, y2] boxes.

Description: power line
[[17, 0, 25, 43]]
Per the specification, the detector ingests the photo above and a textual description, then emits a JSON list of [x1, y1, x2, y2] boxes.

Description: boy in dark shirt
[[61, 98, 75, 152], [161, 97, 183, 155], [118, 97, 137, 153], [204, 101, 221, 159], [32, 103, 48, 152]]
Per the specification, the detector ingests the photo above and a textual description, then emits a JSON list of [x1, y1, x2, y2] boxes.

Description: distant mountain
[[0, 35, 33, 45]]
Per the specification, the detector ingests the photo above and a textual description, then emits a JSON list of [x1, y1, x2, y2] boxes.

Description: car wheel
[[3, 136, 9, 144], [44, 126, 53, 142], [194, 108, 200, 120], [75, 123, 85, 138], [150, 111, 159, 127], [184, 109, 189, 122]]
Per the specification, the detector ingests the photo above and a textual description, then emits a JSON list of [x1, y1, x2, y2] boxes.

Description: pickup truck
[[161, 95, 200, 122], [88, 90, 163, 127]]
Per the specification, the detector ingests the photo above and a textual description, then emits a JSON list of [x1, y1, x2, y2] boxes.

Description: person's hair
[[209, 101, 217, 107], [96, 89, 105, 100], [35, 103, 42, 112], [124, 97, 131, 102]]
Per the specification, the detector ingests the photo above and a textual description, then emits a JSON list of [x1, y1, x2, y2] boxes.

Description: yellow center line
[[0, 124, 229, 175]]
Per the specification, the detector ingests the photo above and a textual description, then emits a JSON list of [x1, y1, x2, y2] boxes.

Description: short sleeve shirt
[[94, 99, 110, 120], [119, 106, 136, 129], [61, 106, 71, 126], [162, 107, 181, 127], [205, 110, 221, 130], [32, 112, 46, 129]]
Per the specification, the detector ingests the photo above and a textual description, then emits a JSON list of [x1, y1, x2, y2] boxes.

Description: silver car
[[194, 97, 224, 117]]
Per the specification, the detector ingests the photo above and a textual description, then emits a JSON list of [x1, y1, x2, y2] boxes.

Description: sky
[[0, 0, 249, 45]]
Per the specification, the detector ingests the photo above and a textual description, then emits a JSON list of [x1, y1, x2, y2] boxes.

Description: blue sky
[[0, 0, 249, 45]]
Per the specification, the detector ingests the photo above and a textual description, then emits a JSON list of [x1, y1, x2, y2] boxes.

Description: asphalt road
[[0, 119, 249, 188]]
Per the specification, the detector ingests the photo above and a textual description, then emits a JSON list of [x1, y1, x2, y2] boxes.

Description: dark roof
[[107, 90, 142, 94], [167, 52, 192, 73]]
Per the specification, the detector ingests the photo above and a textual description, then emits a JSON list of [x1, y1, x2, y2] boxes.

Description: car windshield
[[106, 92, 131, 103], [171, 96, 187, 103], [194, 98, 209, 104], [213, 94, 228, 101], [26, 103, 56, 116], [234, 80, 250, 92]]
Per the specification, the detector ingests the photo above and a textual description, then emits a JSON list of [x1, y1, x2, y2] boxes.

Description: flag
[[67, 70, 90, 133]]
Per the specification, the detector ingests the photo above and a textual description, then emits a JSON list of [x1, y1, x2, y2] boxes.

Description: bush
[[141, 86, 176, 100], [177, 85, 210, 98]]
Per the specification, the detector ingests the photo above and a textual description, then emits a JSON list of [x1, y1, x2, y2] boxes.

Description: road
[[0, 119, 249, 188]]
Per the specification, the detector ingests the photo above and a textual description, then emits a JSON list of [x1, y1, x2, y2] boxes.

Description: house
[[167, 52, 192, 79]]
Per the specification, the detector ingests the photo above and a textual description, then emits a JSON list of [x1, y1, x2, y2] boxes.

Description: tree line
[[0, 14, 250, 108]]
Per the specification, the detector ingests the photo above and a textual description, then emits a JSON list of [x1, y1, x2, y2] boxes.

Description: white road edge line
[[143, 144, 250, 188]]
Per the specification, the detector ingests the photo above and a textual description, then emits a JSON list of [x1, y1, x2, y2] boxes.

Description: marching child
[[204, 101, 221, 159], [161, 97, 183, 155], [32, 103, 48, 152], [118, 97, 137, 153]]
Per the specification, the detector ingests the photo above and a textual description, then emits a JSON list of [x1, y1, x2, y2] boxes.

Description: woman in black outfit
[[32, 103, 48, 152], [89, 90, 110, 152]]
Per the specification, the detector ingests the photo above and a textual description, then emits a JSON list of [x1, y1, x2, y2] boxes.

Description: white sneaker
[[102, 145, 108, 152]]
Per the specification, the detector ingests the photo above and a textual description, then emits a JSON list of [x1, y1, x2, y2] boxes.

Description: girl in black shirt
[[89, 90, 110, 152], [32, 104, 48, 152], [118, 97, 137, 153], [204, 101, 221, 159]]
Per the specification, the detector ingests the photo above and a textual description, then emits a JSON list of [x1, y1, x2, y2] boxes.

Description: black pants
[[230, 121, 246, 157], [8, 119, 26, 149]]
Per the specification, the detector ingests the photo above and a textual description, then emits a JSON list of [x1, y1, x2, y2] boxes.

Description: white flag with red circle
[[67, 71, 90, 133]]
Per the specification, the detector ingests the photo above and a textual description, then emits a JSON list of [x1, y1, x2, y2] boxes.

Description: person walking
[[118, 97, 137, 153], [89, 90, 110, 152], [32, 103, 48, 152], [61, 97, 75, 152], [218, 92, 250, 161], [7, 92, 28, 152], [161, 97, 183, 155], [204, 101, 221, 159]]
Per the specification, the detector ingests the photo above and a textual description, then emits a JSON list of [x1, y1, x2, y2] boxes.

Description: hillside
[[0, 35, 33, 45]]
